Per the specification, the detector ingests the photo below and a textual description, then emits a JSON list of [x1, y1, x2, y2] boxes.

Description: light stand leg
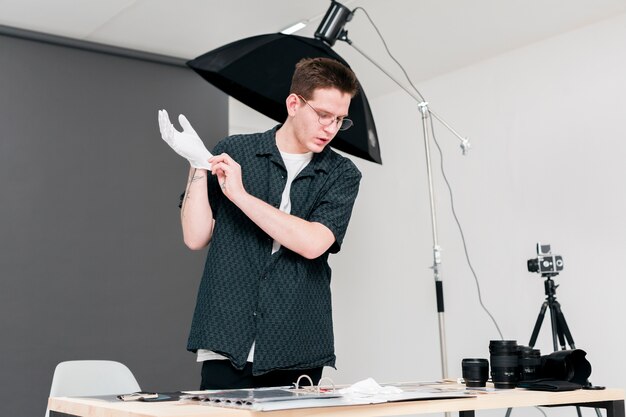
[[419, 102, 449, 380]]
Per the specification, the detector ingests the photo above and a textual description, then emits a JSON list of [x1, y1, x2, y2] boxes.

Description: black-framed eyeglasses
[[297, 95, 353, 131]]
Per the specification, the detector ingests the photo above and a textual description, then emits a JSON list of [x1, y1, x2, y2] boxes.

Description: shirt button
[[253, 311, 257, 317]]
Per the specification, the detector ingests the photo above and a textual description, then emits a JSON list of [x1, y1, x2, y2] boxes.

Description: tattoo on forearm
[[182, 169, 198, 217], [187, 168, 206, 184], [182, 169, 207, 217]]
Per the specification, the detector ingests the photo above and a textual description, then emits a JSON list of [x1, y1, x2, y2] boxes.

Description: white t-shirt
[[197, 150, 313, 363]]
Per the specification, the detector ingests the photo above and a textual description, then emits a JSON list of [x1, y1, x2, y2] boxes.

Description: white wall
[[231, 11, 626, 415]]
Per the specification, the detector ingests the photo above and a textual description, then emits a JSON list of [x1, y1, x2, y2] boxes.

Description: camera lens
[[489, 340, 519, 389], [527, 258, 539, 273], [517, 346, 541, 382], [542, 349, 592, 385], [462, 358, 489, 388]]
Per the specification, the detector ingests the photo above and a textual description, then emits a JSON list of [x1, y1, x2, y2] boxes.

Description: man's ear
[[285, 93, 299, 117]]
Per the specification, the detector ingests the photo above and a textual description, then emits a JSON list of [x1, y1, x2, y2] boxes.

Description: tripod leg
[[548, 303, 561, 351], [553, 301, 576, 349], [529, 302, 549, 348]]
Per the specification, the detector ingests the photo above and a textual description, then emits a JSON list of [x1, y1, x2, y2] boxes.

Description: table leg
[[572, 400, 625, 417]]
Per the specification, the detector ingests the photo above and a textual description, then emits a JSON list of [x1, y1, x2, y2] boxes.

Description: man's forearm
[[231, 192, 334, 259], [208, 152, 335, 258], [181, 167, 214, 250]]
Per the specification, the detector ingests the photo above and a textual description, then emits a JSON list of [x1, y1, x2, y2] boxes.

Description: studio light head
[[314, 0, 353, 46], [527, 243, 564, 277]]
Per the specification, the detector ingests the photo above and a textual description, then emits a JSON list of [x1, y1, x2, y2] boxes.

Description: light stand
[[314, 1, 471, 381], [418, 100, 449, 379], [345, 42, 471, 382]]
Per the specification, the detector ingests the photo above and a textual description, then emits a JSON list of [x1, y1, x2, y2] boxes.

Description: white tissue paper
[[338, 378, 403, 397]]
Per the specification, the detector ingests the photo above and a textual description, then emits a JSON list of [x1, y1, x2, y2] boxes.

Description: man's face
[[291, 88, 351, 153]]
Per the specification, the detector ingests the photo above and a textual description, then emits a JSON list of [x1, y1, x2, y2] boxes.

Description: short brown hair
[[290, 57, 359, 100]]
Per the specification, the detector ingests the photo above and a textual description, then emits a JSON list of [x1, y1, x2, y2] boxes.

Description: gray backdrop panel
[[0, 33, 228, 417]]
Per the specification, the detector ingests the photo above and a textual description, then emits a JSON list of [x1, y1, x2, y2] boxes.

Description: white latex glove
[[158, 109, 212, 169]]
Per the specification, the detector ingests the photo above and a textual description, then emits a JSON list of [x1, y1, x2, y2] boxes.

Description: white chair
[[46, 360, 141, 417]]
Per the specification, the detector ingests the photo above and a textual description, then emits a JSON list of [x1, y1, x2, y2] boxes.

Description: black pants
[[200, 360, 323, 390]]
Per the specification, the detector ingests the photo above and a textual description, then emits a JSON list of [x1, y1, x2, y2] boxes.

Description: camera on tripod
[[527, 243, 563, 277]]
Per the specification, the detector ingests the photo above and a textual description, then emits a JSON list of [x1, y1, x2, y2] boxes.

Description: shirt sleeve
[[308, 159, 362, 254]]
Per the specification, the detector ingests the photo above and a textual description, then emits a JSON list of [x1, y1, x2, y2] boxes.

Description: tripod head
[[543, 276, 559, 299]]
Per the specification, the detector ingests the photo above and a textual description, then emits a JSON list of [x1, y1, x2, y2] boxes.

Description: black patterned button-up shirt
[[186, 126, 362, 375]]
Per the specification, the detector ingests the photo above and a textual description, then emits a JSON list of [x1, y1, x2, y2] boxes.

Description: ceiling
[[2, 0, 626, 97]]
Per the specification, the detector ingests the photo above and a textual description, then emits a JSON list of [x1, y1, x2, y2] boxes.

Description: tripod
[[527, 274, 603, 417], [528, 273, 576, 351]]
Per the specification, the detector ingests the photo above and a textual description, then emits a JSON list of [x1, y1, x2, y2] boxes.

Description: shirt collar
[[255, 125, 335, 175]]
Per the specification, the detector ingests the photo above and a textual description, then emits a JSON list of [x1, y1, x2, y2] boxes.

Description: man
[[158, 57, 361, 389]]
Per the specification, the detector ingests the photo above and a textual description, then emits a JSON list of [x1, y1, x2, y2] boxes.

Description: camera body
[[527, 243, 563, 276]]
